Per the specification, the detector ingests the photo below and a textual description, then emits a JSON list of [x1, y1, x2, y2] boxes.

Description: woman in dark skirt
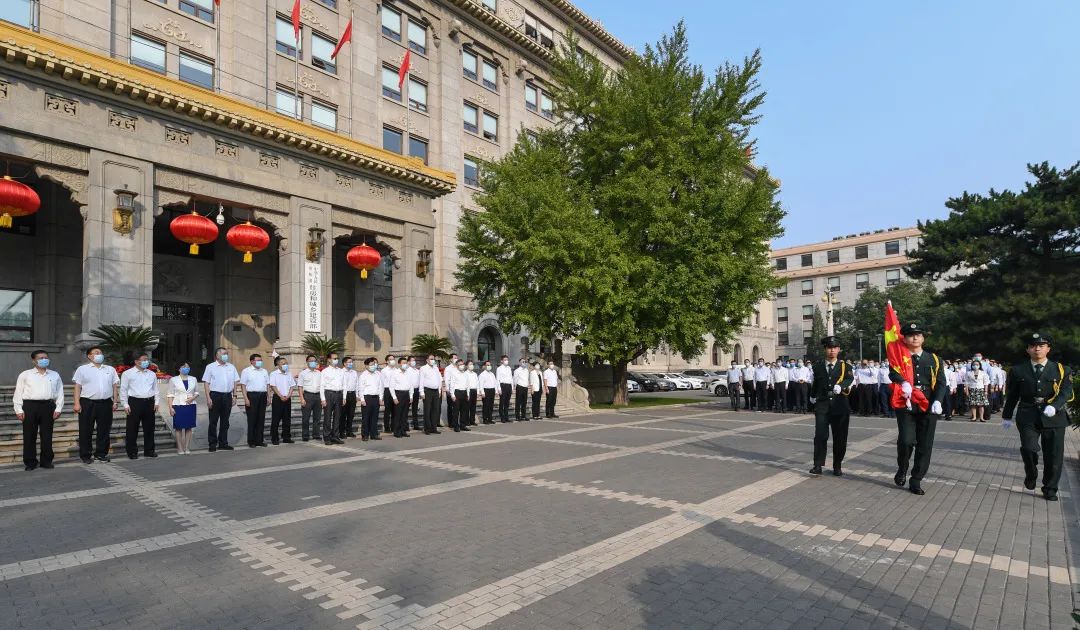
[[166, 361, 199, 454]]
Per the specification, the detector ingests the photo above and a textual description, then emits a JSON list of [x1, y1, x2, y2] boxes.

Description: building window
[[408, 78, 427, 112], [481, 59, 498, 91], [828, 276, 840, 293], [540, 91, 553, 119], [0, 0, 34, 28], [886, 268, 901, 286], [776, 284, 787, 298], [276, 17, 300, 57], [0, 289, 33, 342], [855, 244, 868, 259], [482, 112, 498, 141], [382, 126, 403, 154], [827, 249, 839, 263], [464, 156, 480, 187], [130, 34, 166, 73], [311, 33, 337, 74], [885, 240, 900, 255], [275, 89, 299, 118], [382, 65, 401, 101], [179, 52, 213, 89], [314, 0, 337, 7], [801, 279, 813, 295], [802, 305, 814, 320], [381, 5, 401, 41], [409, 136, 428, 164], [523, 129, 540, 144], [311, 101, 336, 131], [525, 83, 538, 112], [856, 273, 869, 289], [462, 49, 478, 80], [408, 20, 426, 55], [803, 329, 813, 342], [179, 0, 214, 23], [524, 12, 554, 49], [753, 309, 760, 326], [778, 332, 789, 346], [774, 258, 787, 270], [777, 307, 787, 323], [480, 0, 496, 12], [801, 253, 813, 267], [463, 102, 479, 133]]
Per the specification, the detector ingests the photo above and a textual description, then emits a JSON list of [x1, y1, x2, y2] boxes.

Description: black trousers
[[896, 409, 938, 482], [393, 389, 411, 436], [21, 400, 55, 467], [453, 389, 469, 429], [515, 385, 528, 419], [270, 396, 291, 442], [728, 382, 741, 410], [531, 390, 542, 418], [467, 390, 478, 425], [382, 388, 395, 433], [410, 388, 421, 428], [499, 383, 512, 421], [78, 397, 114, 459], [445, 390, 456, 427], [1018, 418, 1066, 493], [246, 391, 267, 446], [743, 381, 755, 410], [361, 395, 381, 438], [859, 384, 875, 415], [879, 384, 894, 417], [755, 382, 768, 410], [482, 388, 496, 423], [794, 383, 808, 411], [300, 391, 321, 440], [422, 388, 440, 432], [125, 397, 156, 457], [341, 392, 357, 436], [323, 390, 343, 440], [208, 391, 233, 448], [773, 383, 787, 412], [545, 386, 558, 417], [813, 405, 850, 468]]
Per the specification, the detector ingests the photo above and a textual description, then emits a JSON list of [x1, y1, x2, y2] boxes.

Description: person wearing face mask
[[120, 353, 160, 460], [810, 336, 854, 476], [478, 360, 498, 424], [741, 360, 755, 411], [240, 353, 270, 448], [496, 355, 513, 423], [166, 360, 199, 454], [965, 359, 990, 422], [514, 358, 531, 421], [891, 322, 947, 496], [72, 346, 120, 464], [448, 359, 471, 432], [529, 362, 544, 420], [726, 362, 742, 411], [406, 356, 422, 432], [340, 357, 358, 438], [389, 357, 412, 438], [297, 355, 322, 442], [418, 355, 443, 435], [543, 361, 560, 418], [202, 347, 240, 452], [444, 353, 459, 428], [268, 356, 296, 444], [13, 350, 64, 471], [465, 361, 479, 426], [790, 360, 808, 413], [319, 352, 346, 445], [357, 358, 383, 441], [878, 360, 895, 419], [753, 360, 771, 413], [771, 361, 789, 413], [381, 354, 397, 434]]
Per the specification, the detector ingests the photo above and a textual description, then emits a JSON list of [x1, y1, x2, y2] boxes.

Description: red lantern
[[169, 211, 219, 255], [226, 221, 270, 263], [346, 243, 382, 280], [0, 176, 41, 229]]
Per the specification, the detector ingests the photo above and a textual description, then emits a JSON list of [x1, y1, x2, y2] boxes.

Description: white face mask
[[428, 358, 435, 366], [501, 359, 509, 365]]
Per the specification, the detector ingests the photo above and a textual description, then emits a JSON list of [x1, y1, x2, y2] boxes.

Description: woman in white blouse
[[166, 361, 199, 454], [965, 360, 990, 422]]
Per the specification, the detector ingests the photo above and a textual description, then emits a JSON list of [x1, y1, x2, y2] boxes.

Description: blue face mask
[[36, 358, 50, 369], [92, 354, 104, 364], [139, 360, 150, 369], [345, 363, 354, 370], [220, 354, 229, 363], [330, 358, 340, 366], [280, 364, 289, 373], [308, 361, 318, 369], [254, 360, 264, 369], [179, 366, 191, 375]]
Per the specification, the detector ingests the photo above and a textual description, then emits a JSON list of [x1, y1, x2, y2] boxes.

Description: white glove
[[901, 382, 912, 398], [832, 385, 842, 394], [930, 401, 942, 415], [1002, 419, 1013, 430], [1044, 405, 1057, 418]]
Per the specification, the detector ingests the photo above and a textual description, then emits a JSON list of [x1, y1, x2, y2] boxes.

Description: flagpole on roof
[[293, 0, 301, 123], [348, 7, 354, 134], [215, 0, 221, 90]]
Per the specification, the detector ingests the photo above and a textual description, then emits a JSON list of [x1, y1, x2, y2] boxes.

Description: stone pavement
[[0, 403, 1077, 629]]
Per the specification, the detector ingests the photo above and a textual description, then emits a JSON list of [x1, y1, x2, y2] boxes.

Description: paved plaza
[[1, 403, 1077, 629]]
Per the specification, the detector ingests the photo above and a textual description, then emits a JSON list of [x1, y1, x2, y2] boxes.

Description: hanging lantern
[[169, 211, 219, 255], [0, 176, 41, 229], [346, 243, 382, 280], [226, 221, 270, 263]]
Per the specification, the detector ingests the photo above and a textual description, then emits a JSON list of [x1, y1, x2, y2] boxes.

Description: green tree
[[454, 24, 783, 405], [907, 162, 1080, 364], [833, 280, 958, 361], [410, 334, 454, 360], [804, 308, 827, 365], [300, 334, 344, 362], [89, 325, 159, 366]]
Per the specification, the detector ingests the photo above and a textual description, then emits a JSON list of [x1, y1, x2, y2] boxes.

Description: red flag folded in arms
[[398, 50, 411, 88], [885, 301, 929, 412], [330, 18, 352, 60]]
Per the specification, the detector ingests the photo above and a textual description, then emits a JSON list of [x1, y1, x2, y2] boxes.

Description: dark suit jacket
[[888, 351, 948, 411], [811, 360, 854, 414], [1003, 360, 1074, 428]]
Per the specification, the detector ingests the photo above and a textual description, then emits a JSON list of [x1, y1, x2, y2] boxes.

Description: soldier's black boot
[[809, 466, 822, 475], [909, 480, 925, 495], [894, 469, 907, 487], [1024, 471, 1037, 490]]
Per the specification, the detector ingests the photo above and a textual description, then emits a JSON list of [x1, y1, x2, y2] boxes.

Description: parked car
[[657, 373, 694, 390], [682, 369, 721, 379], [674, 374, 707, 390], [626, 379, 642, 393], [642, 373, 675, 391], [627, 372, 658, 392], [712, 381, 730, 397]]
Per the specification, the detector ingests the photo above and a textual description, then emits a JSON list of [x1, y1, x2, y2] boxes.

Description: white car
[[658, 373, 694, 390], [626, 379, 642, 393], [675, 374, 707, 390]]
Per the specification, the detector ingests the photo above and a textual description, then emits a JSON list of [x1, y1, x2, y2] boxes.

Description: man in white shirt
[[529, 361, 545, 420], [319, 352, 346, 445], [753, 360, 771, 413], [13, 349, 64, 470], [878, 361, 894, 418], [495, 355, 513, 423], [297, 355, 322, 441], [443, 353, 459, 428], [789, 360, 807, 413], [418, 355, 443, 435], [268, 356, 296, 444], [726, 362, 742, 411], [387, 357, 412, 437], [514, 358, 531, 421], [478, 360, 498, 424], [357, 357, 383, 440], [465, 360, 480, 426], [381, 354, 397, 434], [202, 347, 240, 451], [341, 357, 359, 438], [543, 361, 560, 418], [771, 362, 789, 413], [854, 361, 873, 417], [240, 353, 270, 448], [120, 353, 160, 459], [72, 346, 119, 463], [741, 360, 756, 410], [406, 356, 421, 431], [448, 359, 471, 432]]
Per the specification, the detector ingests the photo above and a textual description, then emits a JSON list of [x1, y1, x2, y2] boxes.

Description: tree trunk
[[611, 360, 630, 406]]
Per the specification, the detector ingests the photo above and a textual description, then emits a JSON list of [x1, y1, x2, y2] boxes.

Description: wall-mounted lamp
[[416, 248, 432, 278], [112, 187, 138, 235], [306, 223, 325, 262]]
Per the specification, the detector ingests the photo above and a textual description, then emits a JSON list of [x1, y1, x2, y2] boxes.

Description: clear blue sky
[[572, 1, 1080, 247]]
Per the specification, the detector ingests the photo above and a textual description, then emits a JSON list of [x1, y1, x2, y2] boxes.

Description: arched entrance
[[477, 325, 500, 362], [752, 345, 760, 363], [733, 343, 743, 364], [711, 342, 720, 366]]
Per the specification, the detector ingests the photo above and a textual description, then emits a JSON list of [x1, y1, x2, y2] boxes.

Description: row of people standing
[[733, 359, 815, 413]]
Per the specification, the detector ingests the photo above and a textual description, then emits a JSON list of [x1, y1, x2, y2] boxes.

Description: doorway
[[153, 301, 214, 376]]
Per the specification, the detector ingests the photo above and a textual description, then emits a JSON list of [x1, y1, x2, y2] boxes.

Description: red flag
[[398, 50, 411, 88], [885, 301, 929, 412], [214, 0, 220, 5], [330, 17, 352, 60], [291, 0, 302, 42]]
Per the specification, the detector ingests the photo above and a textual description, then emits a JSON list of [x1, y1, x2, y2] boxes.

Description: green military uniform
[[889, 323, 948, 494], [811, 336, 854, 475], [1002, 333, 1074, 500]]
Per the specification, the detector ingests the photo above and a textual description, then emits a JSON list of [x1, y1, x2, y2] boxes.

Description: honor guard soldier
[[810, 336, 854, 476], [1002, 333, 1074, 501], [891, 322, 947, 495]]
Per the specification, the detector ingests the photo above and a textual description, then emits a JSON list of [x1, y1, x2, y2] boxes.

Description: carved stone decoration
[[472, 92, 490, 108], [43, 143, 88, 170], [368, 181, 386, 199], [165, 127, 191, 146], [33, 165, 89, 209], [0, 79, 8, 101], [158, 169, 188, 191], [252, 192, 287, 212], [109, 110, 137, 131], [154, 189, 190, 216], [299, 6, 328, 30], [299, 163, 318, 180], [257, 211, 290, 237], [259, 153, 280, 169], [335, 173, 354, 189], [143, 18, 204, 49], [286, 72, 331, 98], [45, 93, 78, 117], [397, 189, 414, 206], [390, 113, 422, 135], [502, 3, 524, 27], [154, 260, 192, 297], [468, 144, 495, 161], [215, 139, 238, 158]]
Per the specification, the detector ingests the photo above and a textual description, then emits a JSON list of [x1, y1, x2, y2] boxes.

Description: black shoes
[[832, 467, 843, 477], [24, 464, 37, 471], [809, 466, 823, 475], [432, 430, 441, 434], [910, 481, 925, 495], [283, 439, 294, 444], [219, 445, 234, 451], [1044, 491, 1058, 501], [1024, 473, 1037, 490], [41, 463, 54, 469], [128, 454, 139, 460], [257, 443, 268, 447], [95, 455, 110, 463], [209, 446, 217, 452], [894, 470, 907, 487], [145, 453, 158, 458], [81, 457, 93, 464], [461, 426, 471, 431]]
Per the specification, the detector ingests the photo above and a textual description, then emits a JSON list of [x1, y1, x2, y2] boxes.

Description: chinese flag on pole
[[885, 301, 929, 412], [291, 0, 302, 41], [398, 50, 411, 88], [330, 17, 352, 60]]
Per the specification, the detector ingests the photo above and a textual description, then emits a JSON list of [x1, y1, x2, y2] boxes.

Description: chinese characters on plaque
[[304, 262, 321, 332]]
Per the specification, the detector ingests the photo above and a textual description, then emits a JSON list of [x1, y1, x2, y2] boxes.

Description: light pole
[[857, 332, 863, 361]]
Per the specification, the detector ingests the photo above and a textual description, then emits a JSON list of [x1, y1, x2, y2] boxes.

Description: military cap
[[900, 322, 929, 336], [1026, 332, 1051, 345], [821, 335, 841, 348]]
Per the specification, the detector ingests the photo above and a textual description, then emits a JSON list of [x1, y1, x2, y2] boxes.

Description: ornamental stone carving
[[299, 6, 328, 30], [286, 72, 330, 98], [44, 93, 77, 117], [0, 80, 8, 101], [335, 173, 354, 189], [143, 18, 204, 49], [215, 140, 238, 158], [42, 143, 88, 170], [299, 163, 318, 180], [165, 127, 191, 146], [33, 165, 89, 209], [109, 110, 136, 131], [397, 189, 414, 206], [368, 181, 386, 199], [154, 189, 191, 215], [259, 153, 280, 169], [154, 260, 192, 297]]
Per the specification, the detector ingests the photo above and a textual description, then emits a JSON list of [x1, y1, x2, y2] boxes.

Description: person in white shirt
[[418, 355, 443, 434], [381, 354, 397, 435], [406, 356, 422, 431], [741, 360, 756, 410], [341, 357, 359, 438], [542, 361, 560, 418], [966, 360, 991, 422], [726, 362, 742, 411], [13, 349, 64, 470], [268, 356, 296, 444], [529, 361, 544, 420], [71, 346, 120, 464], [201, 347, 240, 451], [447, 359, 471, 432], [165, 361, 199, 454], [319, 352, 346, 444], [753, 360, 771, 413], [297, 355, 322, 441], [384, 356, 411, 437], [478, 360, 498, 424], [854, 361, 874, 417], [878, 361, 895, 418], [771, 363, 789, 413], [514, 359, 531, 420], [495, 355, 513, 422], [464, 360, 480, 426], [443, 353, 459, 428], [240, 353, 270, 448], [120, 353, 160, 460], [357, 357, 383, 440], [789, 360, 808, 413]]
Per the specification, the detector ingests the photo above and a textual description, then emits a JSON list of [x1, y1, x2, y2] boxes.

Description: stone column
[[390, 223, 435, 353], [276, 196, 331, 364]]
